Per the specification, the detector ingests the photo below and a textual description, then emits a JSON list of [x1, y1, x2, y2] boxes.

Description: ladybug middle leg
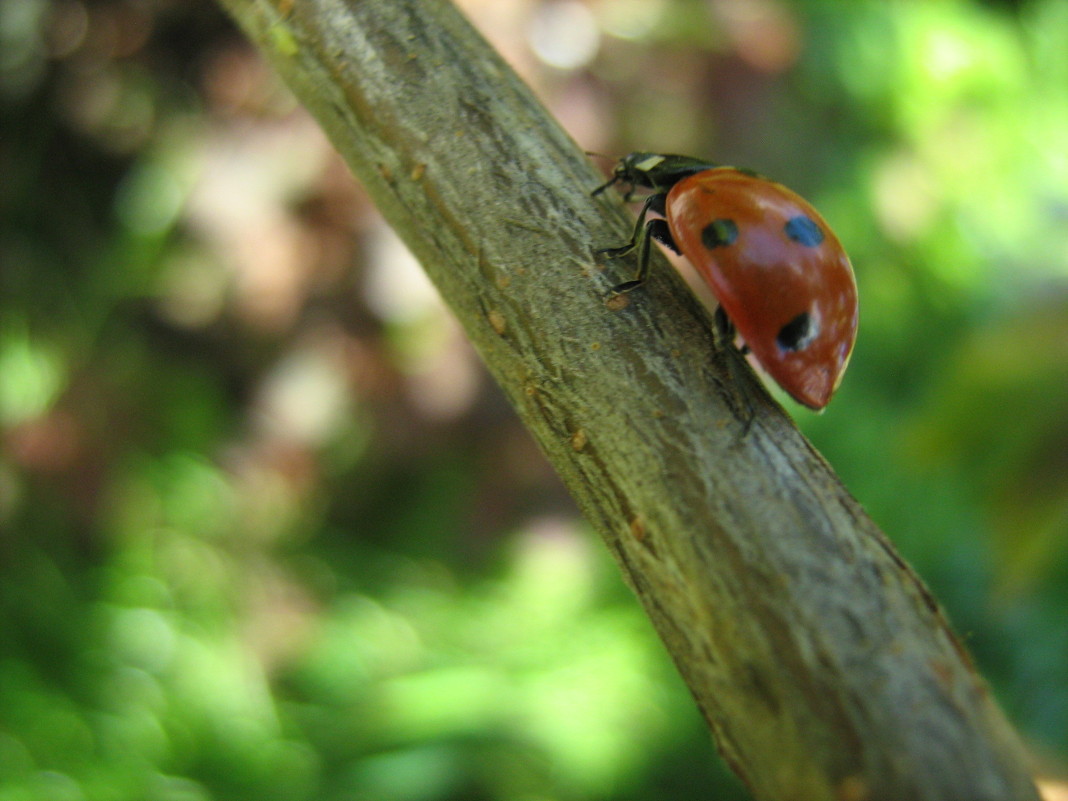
[[611, 219, 678, 293], [595, 193, 680, 294]]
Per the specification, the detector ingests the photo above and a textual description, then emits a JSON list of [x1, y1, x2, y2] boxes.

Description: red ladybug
[[594, 152, 858, 410]]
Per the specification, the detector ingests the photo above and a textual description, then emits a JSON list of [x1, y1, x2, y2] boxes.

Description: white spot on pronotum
[[635, 155, 665, 172]]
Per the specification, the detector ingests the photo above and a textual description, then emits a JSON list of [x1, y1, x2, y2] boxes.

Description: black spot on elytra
[[701, 219, 738, 249], [777, 311, 819, 352], [784, 215, 824, 247]]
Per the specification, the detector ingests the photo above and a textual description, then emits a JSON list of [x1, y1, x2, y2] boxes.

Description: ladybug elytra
[[594, 152, 858, 410]]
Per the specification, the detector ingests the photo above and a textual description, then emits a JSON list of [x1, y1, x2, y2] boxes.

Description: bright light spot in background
[[156, 249, 229, 329], [711, 0, 800, 73], [871, 151, 939, 244], [923, 28, 973, 83], [182, 116, 334, 332], [363, 222, 442, 325], [0, 322, 65, 426], [363, 221, 480, 421], [529, 0, 599, 70], [111, 607, 178, 674], [116, 161, 186, 235], [595, 0, 666, 41], [1039, 779, 1068, 801], [254, 335, 352, 447], [509, 516, 597, 617], [403, 326, 481, 421]]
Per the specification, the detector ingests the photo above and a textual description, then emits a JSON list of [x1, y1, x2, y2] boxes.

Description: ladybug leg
[[713, 305, 750, 355], [597, 194, 674, 294], [611, 218, 680, 293], [712, 306, 760, 432], [609, 225, 655, 293], [647, 218, 681, 254], [596, 193, 658, 260], [713, 304, 733, 338]]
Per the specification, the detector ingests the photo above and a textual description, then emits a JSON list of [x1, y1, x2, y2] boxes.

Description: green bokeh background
[[2, 1, 1067, 799]]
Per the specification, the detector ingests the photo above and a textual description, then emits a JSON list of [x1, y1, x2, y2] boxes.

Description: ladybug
[[593, 152, 858, 410]]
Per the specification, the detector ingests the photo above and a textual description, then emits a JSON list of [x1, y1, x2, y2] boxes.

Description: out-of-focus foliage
[[1, 1, 1065, 799]]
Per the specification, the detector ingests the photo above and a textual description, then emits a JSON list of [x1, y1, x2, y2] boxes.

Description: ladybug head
[[593, 152, 718, 196]]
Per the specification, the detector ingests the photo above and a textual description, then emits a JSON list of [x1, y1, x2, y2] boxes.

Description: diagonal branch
[[215, 1, 1039, 799]]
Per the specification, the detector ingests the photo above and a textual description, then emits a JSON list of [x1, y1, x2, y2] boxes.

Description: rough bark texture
[[215, 1, 1040, 799]]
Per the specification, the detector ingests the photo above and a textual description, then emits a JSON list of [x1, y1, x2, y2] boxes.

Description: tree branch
[[215, 1, 1039, 799]]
